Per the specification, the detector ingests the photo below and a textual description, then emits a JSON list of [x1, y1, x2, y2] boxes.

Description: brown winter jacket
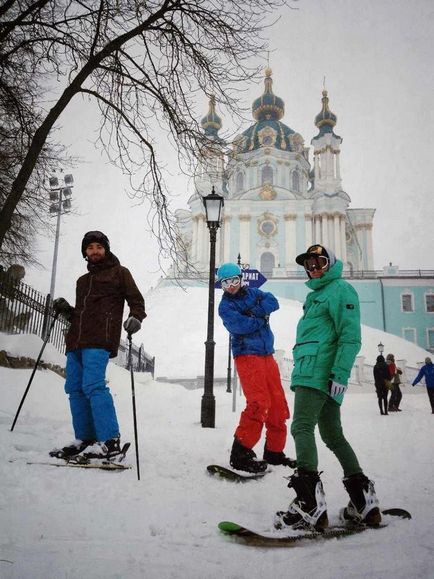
[[65, 253, 146, 357]]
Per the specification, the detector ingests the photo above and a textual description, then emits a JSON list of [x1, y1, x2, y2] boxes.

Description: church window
[[260, 252, 275, 278], [261, 165, 273, 185], [260, 220, 276, 236], [425, 293, 434, 313], [292, 169, 300, 192], [236, 172, 244, 193], [401, 293, 414, 313]]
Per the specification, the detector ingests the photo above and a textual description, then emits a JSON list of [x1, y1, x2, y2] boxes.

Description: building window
[[401, 293, 414, 312], [425, 293, 434, 313], [427, 329, 434, 351], [260, 252, 275, 278], [291, 170, 300, 192], [261, 165, 273, 185], [236, 172, 244, 193], [403, 328, 417, 344]]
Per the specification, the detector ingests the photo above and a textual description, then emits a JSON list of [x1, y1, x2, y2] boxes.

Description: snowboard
[[40, 442, 132, 470], [207, 464, 268, 482], [218, 508, 411, 547], [19, 460, 131, 471]]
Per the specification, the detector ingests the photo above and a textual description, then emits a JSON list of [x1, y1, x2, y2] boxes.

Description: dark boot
[[230, 438, 267, 473], [49, 439, 94, 459], [263, 446, 296, 468], [275, 469, 328, 531], [342, 473, 381, 525], [81, 436, 122, 459]]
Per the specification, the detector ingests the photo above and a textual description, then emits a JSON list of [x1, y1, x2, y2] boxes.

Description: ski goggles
[[303, 255, 329, 272], [220, 276, 242, 290]]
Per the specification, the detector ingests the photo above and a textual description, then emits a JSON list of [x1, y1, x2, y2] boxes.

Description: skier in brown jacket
[[50, 231, 146, 461]]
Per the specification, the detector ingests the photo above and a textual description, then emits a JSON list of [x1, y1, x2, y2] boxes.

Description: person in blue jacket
[[217, 262, 292, 473], [412, 357, 434, 413]]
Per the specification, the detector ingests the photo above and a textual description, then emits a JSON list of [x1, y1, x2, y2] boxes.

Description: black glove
[[52, 297, 73, 320], [123, 316, 141, 335]]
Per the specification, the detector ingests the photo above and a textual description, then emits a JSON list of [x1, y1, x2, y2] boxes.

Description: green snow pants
[[291, 386, 362, 477]]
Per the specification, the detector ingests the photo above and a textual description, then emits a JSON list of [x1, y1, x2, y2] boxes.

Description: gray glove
[[123, 316, 141, 335], [52, 297, 73, 320]]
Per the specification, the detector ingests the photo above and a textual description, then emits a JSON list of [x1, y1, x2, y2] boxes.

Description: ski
[[207, 464, 268, 482], [218, 509, 411, 547], [17, 460, 131, 471]]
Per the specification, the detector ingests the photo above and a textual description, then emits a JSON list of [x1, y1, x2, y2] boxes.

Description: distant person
[[386, 353, 403, 412], [217, 262, 292, 473], [50, 231, 146, 460], [373, 355, 390, 415], [276, 244, 381, 532], [412, 357, 434, 413]]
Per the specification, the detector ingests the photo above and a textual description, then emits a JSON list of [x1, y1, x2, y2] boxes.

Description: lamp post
[[377, 342, 384, 355], [48, 173, 74, 301], [201, 187, 224, 428]]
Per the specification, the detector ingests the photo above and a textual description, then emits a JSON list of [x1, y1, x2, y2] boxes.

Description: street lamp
[[377, 342, 384, 355], [48, 173, 74, 301], [201, 186, 224, 428]]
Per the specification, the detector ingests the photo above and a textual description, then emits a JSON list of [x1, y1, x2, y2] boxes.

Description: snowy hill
[[1, 331, 434, 579], [139, 286, 430, 379]]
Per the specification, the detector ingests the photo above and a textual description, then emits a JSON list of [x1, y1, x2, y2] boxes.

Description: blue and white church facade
[[171, 70, 434, 353]]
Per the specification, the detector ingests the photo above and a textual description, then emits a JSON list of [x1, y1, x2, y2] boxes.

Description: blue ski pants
[[64, 348, 119, 442]]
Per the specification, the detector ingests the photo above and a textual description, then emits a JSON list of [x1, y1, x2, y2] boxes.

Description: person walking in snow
[[276, 244, 381, 532], [412, 357, 434, 413], [386, 353, 403, 411], [217, 262, 292, 473], [373, 355, 390, 415], [50, 231, 146, 460]]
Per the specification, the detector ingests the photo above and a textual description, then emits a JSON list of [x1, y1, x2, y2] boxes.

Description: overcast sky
[[23, 0, 434, 303]]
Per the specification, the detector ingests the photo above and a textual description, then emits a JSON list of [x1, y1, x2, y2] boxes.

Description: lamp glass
[[203, 192, 224, 225]]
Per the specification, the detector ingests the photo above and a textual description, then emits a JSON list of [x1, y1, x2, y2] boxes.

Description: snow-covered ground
[[1, 323, 434, 579]]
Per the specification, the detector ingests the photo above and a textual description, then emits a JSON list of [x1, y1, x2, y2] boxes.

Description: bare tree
[[0, 0, 287, 267]]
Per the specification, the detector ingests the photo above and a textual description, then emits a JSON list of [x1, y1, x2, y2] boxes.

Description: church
[[174, 68, 375, 278], [170, 70, 434, 354]]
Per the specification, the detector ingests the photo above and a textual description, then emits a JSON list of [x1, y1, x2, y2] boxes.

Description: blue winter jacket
[[412, 363, 434, 389], [218, 287, 279, 357]]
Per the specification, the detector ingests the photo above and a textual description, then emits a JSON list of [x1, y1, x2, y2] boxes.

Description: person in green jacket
[[276, 244, 381, 531]]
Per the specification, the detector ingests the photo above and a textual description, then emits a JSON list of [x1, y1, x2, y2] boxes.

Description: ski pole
[[11, 312, 59, 432], [127, 334, 141, 481]]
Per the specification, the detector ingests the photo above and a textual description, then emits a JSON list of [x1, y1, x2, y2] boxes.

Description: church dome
[[252, 68, 285, 121], [314, 90, 337, 134], [201, 95, 222, 138], [234, 69, 303, 154]]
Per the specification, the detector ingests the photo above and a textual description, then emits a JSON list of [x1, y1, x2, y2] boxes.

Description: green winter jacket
[[291, 260, 361, 405]]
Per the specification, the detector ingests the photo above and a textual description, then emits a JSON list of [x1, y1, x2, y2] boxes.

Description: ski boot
[[341, 472, 381, 526], [275, 469, 328, 531], [263, 446, 296, 468], [79, 436, 123, 461], [230, 438, 267, 473], [49, 439, 94, 459]]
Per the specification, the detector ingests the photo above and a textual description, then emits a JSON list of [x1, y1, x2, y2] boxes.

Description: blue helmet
[[217, 262, 242, 281]]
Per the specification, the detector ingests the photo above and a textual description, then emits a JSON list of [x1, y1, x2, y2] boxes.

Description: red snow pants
[[234, 354, 290, 452]]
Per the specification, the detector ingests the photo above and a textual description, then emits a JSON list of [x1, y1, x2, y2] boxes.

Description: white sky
[[23, 0, 434, 303]]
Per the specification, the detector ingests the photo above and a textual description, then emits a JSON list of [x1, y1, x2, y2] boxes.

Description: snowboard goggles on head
[[221, 276, 241, 290], [303, 255, 329, 272]]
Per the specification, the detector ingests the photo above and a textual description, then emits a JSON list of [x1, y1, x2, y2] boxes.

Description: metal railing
[[0, 266, 154, 373]]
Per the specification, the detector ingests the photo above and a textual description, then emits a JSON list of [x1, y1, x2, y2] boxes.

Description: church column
[[340, 215, 347, 265], [313, 215, 321, 244], [239, 215, 251, 264], [335, 151, 341, 180], [191, 215, 199, 264], [223, 215, 231, 262], [304, 214, 313, 250], [333, 212, 341, 258], [321, 213, 329, 247], [314, 153, 320, 181], [365, 224, 374, 270], [197, 214, 206, 268], [284, 213, 297, 267]]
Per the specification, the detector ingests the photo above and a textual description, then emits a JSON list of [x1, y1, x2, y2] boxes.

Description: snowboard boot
[[275, 469, 328, 531], [80, 436, 123, 460], [230, 438, 267, 473], [49, 439, 94, 459], [342, 473, 381, 526], [263, 446, 296, 468]]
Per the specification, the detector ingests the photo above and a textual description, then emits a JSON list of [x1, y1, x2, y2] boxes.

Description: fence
[[0, 266, 154, 374]]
